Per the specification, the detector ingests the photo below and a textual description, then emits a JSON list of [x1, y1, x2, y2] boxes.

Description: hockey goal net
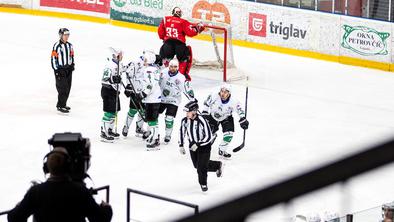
[[188, 19, 244, 82]]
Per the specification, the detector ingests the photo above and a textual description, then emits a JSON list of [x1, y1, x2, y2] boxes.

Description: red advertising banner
[[40, 0, 110, 14], [248, 13, 267, 37]]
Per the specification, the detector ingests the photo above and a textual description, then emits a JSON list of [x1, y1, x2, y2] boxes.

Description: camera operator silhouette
[[7, 147, 112, 222]]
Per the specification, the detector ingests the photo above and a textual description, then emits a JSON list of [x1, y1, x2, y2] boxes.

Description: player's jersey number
[[166, 27, 179, 38]]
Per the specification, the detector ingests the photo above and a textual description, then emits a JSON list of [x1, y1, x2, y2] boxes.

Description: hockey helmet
[[172, 7, 182, 17], [109, 47, 123, 61], [382, 202, 394, 220], [143, 50, 157, 65], [58, 28, 70, 36], [169, 59, 179, 67], [220, 83, 232, 94], [184, 100, 199, 112]]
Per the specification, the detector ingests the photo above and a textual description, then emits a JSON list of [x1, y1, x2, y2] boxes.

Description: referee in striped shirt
[[179, 100, 223, 192], [51, 28, 75, 113]]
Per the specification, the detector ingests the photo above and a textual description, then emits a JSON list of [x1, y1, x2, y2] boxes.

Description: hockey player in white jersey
[[122, 56, 146, 138], [100, 47, 123, 142], [202, 84, 249, 158], [159, 59, 195, 144], [140, 50, 162, 149]]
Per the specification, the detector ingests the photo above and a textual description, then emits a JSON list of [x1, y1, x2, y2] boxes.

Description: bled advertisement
[[110, 0, 165, 26], [339, 16, 391, 63]]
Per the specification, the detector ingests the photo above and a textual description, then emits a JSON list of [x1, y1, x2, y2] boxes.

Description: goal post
[[188, 19, 244, 82]]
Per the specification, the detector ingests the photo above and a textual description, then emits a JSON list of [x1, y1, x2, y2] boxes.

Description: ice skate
[[200, 184, 208, 192], [219, 150, 231, 159]]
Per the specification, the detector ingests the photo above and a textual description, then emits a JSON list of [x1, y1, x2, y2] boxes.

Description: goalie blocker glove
[[239, 117, 249, 130]]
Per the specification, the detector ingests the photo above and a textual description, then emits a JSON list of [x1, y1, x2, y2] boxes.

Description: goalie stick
[[233, 79, 249, 152]]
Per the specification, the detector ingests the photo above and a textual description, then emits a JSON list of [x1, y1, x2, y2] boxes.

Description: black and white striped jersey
[[51, 40, 74, 71], [179, 115, 215, 148]]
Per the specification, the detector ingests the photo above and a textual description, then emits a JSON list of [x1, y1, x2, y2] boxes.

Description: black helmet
[[59, 28, 70, 36], [172, 7, 182, 17], [184, 100, 199, 112]]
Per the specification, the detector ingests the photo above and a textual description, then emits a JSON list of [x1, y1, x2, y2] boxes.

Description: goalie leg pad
[[176, 44, 193, 81]]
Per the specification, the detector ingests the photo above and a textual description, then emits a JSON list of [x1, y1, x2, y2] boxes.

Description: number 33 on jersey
[[158, 16, 199, 43]]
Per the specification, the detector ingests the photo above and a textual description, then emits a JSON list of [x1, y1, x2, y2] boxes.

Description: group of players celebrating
[[100, 6, 249, 160]]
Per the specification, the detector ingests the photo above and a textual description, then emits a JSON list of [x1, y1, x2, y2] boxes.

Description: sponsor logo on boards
[[248, 13, 307, 40], [341, 25, 390, 56]]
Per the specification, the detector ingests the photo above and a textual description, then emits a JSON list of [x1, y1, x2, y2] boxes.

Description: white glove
[[190, 143, 198, 152], [179, 146, 186, 155]]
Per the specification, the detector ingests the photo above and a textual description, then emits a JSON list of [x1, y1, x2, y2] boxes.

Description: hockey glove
[[112, 75, 122, 84], [194, 22, 205, 33], [190, 143, 199, 152], [136, 92, 147, 101], [239, 117, 249, 130], [124, 84, 133, 97], [179, 145, 186, 155]]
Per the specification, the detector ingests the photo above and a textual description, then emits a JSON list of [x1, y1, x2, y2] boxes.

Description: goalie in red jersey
[[158, 6, 205, 81]]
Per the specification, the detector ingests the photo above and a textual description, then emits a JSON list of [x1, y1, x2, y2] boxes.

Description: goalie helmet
[[143, 50, 156, 65], [172, 7, 182, 17]]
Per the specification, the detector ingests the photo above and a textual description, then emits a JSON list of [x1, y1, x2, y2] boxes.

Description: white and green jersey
[[141, 64, 161, 104], [123, 58, 145, 93], [102, 57, 124, 90], [159, 68, 194, 106], [203, 92, 246, 122]]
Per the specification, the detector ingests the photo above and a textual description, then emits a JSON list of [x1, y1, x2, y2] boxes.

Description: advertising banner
[[108, 0, 393, 66], [111, 0, 164, 26], [40, 0, 110, 14], [340, 17, 391, 62]]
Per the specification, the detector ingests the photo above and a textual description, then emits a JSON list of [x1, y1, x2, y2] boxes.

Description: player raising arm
[[202, 84, 249, 158]]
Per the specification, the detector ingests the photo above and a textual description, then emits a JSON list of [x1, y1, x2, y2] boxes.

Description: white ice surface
[[1, 12, 394, 222]]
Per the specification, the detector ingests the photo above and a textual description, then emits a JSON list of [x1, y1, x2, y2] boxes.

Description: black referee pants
[[190, 144, 221, 185], [55, 70, 72, 108]]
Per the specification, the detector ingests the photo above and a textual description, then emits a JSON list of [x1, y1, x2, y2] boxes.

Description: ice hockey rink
[[1, 12, 394, 222]]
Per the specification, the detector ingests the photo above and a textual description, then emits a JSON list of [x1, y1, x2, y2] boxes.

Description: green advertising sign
[[341, 25, 390, 56], [111, 0, 164, 26]]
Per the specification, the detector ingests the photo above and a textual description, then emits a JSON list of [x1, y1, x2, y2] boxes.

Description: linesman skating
[[51, 28, 75, 113], [179, 100, 223, 192]]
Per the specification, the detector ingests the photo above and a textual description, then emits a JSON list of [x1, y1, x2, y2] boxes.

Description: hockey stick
[[122, 82, 147, 122], [114, 60, 120, 134], [233, 80, 249, 153]]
